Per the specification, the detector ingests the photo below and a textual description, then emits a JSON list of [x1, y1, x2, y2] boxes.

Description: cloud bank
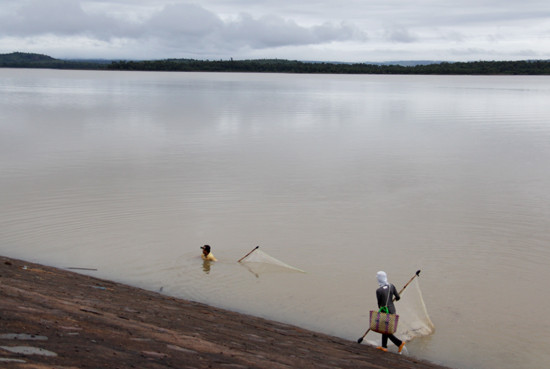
[[0, 0, 549, 61]]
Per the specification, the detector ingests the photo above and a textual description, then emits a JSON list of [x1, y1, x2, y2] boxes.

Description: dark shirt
[[376, 284, 400, 314]]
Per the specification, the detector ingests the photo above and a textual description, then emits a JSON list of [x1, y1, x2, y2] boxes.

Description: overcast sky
[[1, 0, 549, 62]]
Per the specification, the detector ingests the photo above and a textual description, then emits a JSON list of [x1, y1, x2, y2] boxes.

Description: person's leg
[[388, 334, 406, 353], [381, 334, 389, 348], [388, 334, 402, 347]]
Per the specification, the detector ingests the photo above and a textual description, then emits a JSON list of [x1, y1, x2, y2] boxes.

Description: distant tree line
[[2, 52, 550, 75], [106, 59, 550, 75]]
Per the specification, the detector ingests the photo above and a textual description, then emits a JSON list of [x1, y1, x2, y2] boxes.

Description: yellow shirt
[[202, 252, 217, 262]]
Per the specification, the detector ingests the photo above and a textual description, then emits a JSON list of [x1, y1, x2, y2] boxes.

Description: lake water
[[1, 69, 550, 369]]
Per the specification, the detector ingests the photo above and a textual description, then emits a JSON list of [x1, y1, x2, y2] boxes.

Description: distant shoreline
[[2, 51, 550, 75], [0, 255, 451, 368]]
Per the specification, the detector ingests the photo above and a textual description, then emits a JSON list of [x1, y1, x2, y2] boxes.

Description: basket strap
[[384, 284, 391, 309]]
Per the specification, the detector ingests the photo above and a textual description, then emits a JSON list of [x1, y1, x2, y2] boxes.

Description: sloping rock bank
[[0, 256, 449, 369]]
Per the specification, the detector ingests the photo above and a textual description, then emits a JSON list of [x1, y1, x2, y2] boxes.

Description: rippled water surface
[[2, 69, 550, 369]]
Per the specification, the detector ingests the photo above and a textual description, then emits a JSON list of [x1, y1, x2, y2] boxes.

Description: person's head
[[377, 271, 388, 286], [201, 245, 211, 255]]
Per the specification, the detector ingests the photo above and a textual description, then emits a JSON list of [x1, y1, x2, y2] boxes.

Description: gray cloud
[[385, 28, 417, 43], [145, 3, 224, 38], [222, 14, 364, 48], [0, 0, 365, 56], [0, 0, 121, 39]]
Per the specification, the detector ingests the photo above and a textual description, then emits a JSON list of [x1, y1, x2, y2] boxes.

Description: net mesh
[[239, 248, 305, 274], [394, 278, 435, 341]]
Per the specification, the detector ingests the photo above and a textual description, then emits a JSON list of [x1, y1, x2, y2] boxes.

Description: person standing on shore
[[376, 271, 406, 353], [201, 245, 217, 262]]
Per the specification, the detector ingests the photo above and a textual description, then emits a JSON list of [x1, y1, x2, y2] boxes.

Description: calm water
[[2, 69, 550, 369]]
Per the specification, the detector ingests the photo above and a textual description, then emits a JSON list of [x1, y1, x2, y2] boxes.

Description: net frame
[[239, 248, 306, 274]]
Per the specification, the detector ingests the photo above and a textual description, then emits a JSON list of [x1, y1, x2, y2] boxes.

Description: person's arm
[[392, 284, 400, 301]]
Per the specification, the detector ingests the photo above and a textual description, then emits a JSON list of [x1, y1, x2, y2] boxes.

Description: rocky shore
[[1, 256, 450, 369]]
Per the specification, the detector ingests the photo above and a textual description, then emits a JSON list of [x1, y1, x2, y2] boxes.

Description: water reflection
[[239, 262, 260, 278]]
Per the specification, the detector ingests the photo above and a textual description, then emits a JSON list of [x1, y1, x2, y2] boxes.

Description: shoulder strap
[[377, 285, 392, 314], [385, 285, 392, 306]]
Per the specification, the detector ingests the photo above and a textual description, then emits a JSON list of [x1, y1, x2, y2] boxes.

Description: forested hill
[[0, 52, 105, 69], [2, 52, 550, 75], [1, 52, 55, 63]]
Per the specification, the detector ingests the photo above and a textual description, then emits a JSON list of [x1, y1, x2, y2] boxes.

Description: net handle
[[394, 270, 421, 301], [238, 246, 259, 263]]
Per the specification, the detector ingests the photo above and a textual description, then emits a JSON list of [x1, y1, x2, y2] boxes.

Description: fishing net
[[239, 248, 306, 274], [394, 278, 435, 341]]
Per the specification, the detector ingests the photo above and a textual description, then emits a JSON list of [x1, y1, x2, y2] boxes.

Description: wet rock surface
[[0, 256, 450, 368]]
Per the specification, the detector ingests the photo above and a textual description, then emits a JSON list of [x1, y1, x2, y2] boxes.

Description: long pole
[[238, 246, 260, 263], [357, 270, 421, 344]]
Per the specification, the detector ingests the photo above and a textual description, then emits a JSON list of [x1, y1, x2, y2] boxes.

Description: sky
[[1, 0, 549, 62]]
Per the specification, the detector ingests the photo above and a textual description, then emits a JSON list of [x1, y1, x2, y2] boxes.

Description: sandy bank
[[0, 256, 450, 368]]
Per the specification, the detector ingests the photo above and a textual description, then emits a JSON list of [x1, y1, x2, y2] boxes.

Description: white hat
[[377, 271, 388, 287]]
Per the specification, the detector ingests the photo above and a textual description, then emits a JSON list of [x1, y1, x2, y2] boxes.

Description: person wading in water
[[201, 245, 217, 261]]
